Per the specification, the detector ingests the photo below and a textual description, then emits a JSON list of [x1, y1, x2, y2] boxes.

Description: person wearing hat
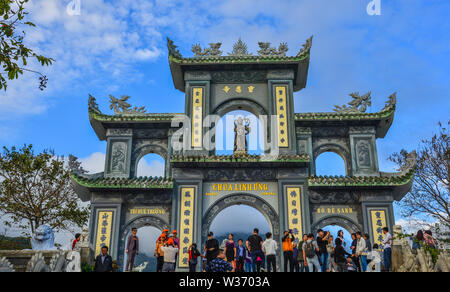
[[161, 238, 179, 272], [157, 229, 170, 242], [125, 227, 139, 272], [155, 234, 167, 272], [204, 231, 219, 263]]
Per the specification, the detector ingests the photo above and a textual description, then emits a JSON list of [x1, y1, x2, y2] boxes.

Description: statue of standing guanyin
[[234, 117, 251, 155]]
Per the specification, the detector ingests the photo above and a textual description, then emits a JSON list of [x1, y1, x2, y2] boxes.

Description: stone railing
[[0, 246, 90, 272], [392, 225, 450, 272]]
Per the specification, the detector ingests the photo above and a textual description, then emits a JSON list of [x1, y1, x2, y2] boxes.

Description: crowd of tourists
[[91, 225, 426, 272], [194, 227, 393, 272]]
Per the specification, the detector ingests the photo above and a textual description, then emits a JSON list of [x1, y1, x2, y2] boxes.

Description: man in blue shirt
[[205, 249, 234, 272]]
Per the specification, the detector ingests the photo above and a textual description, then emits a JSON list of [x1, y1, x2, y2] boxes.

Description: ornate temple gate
[[72, 37, 416, 271]]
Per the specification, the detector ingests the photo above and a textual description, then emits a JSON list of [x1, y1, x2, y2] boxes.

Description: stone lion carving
[[50, 252, 67, 272], [31, 225, 56, 250], [0, 257, 15, 272], [65, 251, 81, 272], [26, 252, 50, 272], [434, 252, 449, 272]]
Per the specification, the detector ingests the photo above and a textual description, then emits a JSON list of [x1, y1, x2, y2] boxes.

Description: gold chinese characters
[[222, 85, 256, 94]]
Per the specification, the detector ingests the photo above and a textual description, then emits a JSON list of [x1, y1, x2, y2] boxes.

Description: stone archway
[[313, 143, 352, 176], [130, 143, 169, 177], [212, 98, 270, 154], [311, 215, 361, 235], [117, 215, 170, 270], [201, 193, 281, 271], [213, 98, 268, 118]]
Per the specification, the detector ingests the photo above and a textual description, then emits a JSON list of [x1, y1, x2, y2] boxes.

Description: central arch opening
[[122, 225, 161, 272], [319, 225, 353, 254], [209, 205, 271, 247], [315, 152, 346, 176], [136, 153, 165, 177]]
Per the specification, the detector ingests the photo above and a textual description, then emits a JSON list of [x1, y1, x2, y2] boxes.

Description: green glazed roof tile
[[71, 173, 174, 189]]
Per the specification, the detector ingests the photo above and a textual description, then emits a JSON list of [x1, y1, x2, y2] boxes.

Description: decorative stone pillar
[[183, 72, 211, 156], [296, 127, 313, 175], [392, 224, 404, 271], [268, 73, 297, 156]]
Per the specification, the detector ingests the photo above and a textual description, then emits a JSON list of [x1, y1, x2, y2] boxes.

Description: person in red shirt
[[72, 233, 81, 250], [188, 243, 201, 272]]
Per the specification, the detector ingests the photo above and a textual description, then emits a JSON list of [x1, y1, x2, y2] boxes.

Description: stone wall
[[0, 248, 88, 272], [0, 250, 63, 272]]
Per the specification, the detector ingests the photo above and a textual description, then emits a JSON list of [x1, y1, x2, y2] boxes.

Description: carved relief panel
[[105, 138, 132, 178]]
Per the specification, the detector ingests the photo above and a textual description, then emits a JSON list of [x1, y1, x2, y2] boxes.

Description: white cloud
[[79, 152, 105, 174], [137, 157, 165, 177], [134, 48, 162, 61], [209, 205, 271, 235], [1, 0, 172, 117], [395, 218, 439, 235]]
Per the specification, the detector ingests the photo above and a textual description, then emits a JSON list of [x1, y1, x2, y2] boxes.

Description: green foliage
[[0, 144, 89, 236], [0, 235, 31, 250], [0, 0, 54, 91], [81, 262, 94, 273], [390, 121, 449, 227]]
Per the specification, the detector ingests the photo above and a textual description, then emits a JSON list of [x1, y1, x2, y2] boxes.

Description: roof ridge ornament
[[109, 95, 147, 115], [381, 92, 397, 112], [257, 42, 289, 57], [334, 91, 372, 113], [229, 38, 252, 56], [192, 42, 222, 57], [167, 37, 182, 58], [400, 150, 417, 173], [297, 36, 313, 57], [88, 94, 101, 114]]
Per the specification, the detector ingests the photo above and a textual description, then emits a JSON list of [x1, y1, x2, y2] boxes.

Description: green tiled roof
[[167, 36, 312, 64], [170, 154, 310, 163], [307, 168, 415, 188], [71, 173, 174, 189], [89, 109, 182, 123], [295, 94, 396, 122], [169, 54, 310, 64]]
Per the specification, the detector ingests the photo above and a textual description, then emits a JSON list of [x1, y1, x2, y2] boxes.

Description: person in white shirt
[[367, 243, 382, 272], [262, 232, 278, 272], [355, 231, 367, 272], [161, 238, 179, 272], [382, 227, 392, 271]]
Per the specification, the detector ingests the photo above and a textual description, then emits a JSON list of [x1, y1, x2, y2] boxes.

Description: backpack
[[305, 242, 316, 258]]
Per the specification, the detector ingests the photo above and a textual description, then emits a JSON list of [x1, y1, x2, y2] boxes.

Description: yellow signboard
[[94, 211, 113, 257], [179, 187, 195, 268], [275, 85, 289, 147], [191, 87, 203, 148], [286, 187, 302, 237], [129, 208, 165, 215], [212, 182, 269, 192], [317, 207, 353, 214], [370, 210, 387, 246]]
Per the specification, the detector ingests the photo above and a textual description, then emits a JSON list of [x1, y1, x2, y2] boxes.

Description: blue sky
[[0, 0, 449, 237]]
